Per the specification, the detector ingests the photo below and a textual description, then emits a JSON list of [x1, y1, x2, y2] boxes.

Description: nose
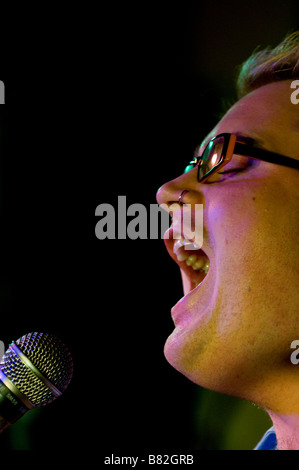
[[156, 167, 205, 208]]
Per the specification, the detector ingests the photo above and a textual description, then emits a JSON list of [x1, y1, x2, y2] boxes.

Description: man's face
[[157, 80, 299, 412]]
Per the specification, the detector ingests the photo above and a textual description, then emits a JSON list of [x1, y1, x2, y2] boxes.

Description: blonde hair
[[236, 31, 299, 99]]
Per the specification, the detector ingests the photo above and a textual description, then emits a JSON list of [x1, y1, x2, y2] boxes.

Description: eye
[[204, 168, 243, 184], [218, 167, 244, 175], [219, 155, 255, 174], [205, 157, 257, 183]]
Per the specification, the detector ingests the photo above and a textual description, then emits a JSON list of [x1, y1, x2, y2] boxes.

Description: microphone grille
[[0, 332, 73, 407]]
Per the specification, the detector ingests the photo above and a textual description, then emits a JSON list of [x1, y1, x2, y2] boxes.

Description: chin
[[163, 316, 259, 399]]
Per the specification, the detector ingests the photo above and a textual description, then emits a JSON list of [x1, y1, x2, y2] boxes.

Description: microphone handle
[[0, 379, 30, 433]]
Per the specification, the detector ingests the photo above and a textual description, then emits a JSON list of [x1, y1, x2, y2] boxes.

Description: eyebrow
[[194, 132, 261, 156], [235, 133, 258, 145], [237, 132, 264, 146]]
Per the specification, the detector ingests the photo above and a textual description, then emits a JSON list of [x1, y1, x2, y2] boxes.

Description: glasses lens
[[198, 136, 225, 181]]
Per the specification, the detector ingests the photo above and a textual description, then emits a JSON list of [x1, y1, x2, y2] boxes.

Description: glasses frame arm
[[234, 142, 299, 169]]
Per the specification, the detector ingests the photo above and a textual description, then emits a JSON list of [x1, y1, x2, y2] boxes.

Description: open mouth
[[165, 230, 210, 293]]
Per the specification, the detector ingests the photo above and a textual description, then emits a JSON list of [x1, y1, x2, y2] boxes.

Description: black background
[[0, 0, 298, 454]]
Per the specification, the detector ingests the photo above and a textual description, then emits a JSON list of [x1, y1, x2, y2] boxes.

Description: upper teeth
[[173, 238, 200, 253], [173, 238, 210, 273]]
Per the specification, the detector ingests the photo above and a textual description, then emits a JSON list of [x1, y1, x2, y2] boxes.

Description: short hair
[[236, 31, 299, 99]]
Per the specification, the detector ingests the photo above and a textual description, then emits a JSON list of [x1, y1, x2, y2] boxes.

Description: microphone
[[0, 332, 73, 433]]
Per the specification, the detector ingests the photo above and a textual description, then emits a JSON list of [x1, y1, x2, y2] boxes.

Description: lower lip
[[170, 277, 208, 327]]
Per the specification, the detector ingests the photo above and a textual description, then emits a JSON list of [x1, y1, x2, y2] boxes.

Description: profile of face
[[157, 80, 299, 414]]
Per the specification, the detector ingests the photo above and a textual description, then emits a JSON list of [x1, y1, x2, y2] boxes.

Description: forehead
[[205, 80, 299, 158]]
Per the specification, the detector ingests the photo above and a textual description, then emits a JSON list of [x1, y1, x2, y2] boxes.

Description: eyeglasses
[[184, 133, 299, 183]]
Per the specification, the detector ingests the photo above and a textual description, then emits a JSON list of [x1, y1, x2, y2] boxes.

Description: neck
[[267, 411, 299, 450]]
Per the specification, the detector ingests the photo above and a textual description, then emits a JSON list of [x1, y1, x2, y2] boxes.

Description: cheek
[[205, 179, 299, 337], [205, 183, 263, 261], [205, 176, 298, 264]]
